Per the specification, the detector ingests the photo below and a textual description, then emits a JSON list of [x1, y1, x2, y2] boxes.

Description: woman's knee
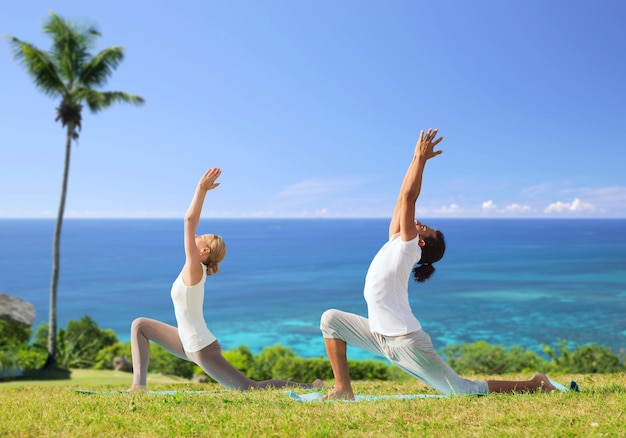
[[131, 317, 150, 333], [196, 340, 222, 359], [131, 317, 170, 342]]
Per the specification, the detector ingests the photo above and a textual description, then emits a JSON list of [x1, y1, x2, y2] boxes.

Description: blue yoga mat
[[286, 391, 445, 402], [74, 389, 221, 395], [549, 379, 580, 392], [287, 379, 579, 402]]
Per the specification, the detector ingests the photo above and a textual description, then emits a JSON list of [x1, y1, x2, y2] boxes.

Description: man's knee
[[320, 309, 343, 337]]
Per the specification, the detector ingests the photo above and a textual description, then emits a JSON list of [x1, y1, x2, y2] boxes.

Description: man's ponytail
[[413, 230, 445, 282]]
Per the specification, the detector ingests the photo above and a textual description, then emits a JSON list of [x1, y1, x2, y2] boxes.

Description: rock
[[112, 356, 132, 372], [0, 293, 35, 327]]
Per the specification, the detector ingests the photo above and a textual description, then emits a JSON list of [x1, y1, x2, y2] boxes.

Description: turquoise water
[[1, 218, 624, 360]]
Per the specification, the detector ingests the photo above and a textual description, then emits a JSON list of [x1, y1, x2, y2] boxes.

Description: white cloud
[[482, 200, 497, 210], [544, 201, 572, 213], [435, 204, 461, 214], [479, 200, 531, 215], [544, 198, 596, 214], [570, 198, 595, 211], [504, 203, 531, 213], [414, 203, 463, 217]]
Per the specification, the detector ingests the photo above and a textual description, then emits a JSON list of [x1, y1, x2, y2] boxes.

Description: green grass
[[1, 368, 187, 388], [1, 370, 625, 437]]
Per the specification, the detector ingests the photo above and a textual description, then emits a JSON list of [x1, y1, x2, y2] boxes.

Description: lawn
[[1, 370, 624, 437]]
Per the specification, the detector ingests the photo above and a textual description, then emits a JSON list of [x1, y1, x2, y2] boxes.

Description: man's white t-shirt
[[363, 234, 422, 336]]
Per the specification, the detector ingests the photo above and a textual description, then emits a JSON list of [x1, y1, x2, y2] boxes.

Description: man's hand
[[415, 128, 443, 161]]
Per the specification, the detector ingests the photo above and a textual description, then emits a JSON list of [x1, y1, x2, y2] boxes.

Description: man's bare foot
[[126, 384, 147, 393], [312, 379, 325, 389], [532, 374, 556, 392], [318, 388, 355, 401]]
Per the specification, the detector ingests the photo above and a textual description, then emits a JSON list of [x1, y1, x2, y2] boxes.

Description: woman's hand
[[414, 128, 443, 161], [198, 168, 222, 192]]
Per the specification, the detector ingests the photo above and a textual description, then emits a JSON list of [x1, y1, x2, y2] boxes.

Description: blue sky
[[1, 1, 625, 219]]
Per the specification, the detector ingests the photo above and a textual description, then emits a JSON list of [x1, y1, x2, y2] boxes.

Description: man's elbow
[[401, 190, 419, 203]]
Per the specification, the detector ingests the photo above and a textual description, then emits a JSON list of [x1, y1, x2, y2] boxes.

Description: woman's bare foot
[[318, 387, 355, 401], [312, 379, 325, 389], [126, 384, 147, 393], [532, 374, 556, 392]]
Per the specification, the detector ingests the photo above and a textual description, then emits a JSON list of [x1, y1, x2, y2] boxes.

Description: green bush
[[0, 320, 36, 373], [503, 346, 545, 373], [94, 342, 131, 370], [441, 341, 547, 375], [147, 344, 195, 379], [16, 315, 625, 380], [0, 320, 31, 348], [272, 356, 333, 382], [542, 340, 625, 373], [0, 321, 46, 371], [17, 346, 47, 370], [222, 345, 255, 376], [347, 359, 390, 380], [190, 340, 626, 384], [249, 344, 296, 381], [0, 349, 20, 373], [388, 364, 413, 381], [95, 340, 194, 378], [55, 316, 119, 369]]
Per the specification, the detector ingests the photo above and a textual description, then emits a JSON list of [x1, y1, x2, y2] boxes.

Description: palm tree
[[5, 11, 144, 369]]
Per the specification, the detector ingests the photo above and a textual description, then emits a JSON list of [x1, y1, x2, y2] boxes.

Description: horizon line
[[0, 216, 624, 220]]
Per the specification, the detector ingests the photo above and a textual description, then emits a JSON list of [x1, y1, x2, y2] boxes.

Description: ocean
[[1, 218, 625, 360]]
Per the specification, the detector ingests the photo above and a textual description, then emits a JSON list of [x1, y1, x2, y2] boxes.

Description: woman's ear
[[201, 247, 211, 255], [418, 239, 426, 247]]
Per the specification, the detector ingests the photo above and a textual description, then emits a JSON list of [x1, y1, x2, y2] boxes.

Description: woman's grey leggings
[[130, 317, 312, 390], [320, 309, 488, 395]]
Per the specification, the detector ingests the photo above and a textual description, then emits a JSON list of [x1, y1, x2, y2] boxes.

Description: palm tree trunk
[[44, 123, 74, 369]]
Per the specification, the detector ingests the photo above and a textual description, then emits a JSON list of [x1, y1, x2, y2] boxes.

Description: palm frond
[[44, 11, 100, 88], [79, 89, 145, 112], [7, 10, 144, 124], [4, 36, 65, 97], [79, 47, 125, 87], [101, 91, 145, 108]]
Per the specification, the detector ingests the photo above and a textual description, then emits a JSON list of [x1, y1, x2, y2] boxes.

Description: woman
[[319, 129, 556, 399], [128, 168, 322, 392]]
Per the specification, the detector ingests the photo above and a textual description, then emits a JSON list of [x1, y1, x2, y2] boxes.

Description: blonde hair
[[201, 235, 226, 276]]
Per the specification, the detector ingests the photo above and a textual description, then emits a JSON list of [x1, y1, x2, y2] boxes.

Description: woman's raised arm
[[182, 168, 222, 285]]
